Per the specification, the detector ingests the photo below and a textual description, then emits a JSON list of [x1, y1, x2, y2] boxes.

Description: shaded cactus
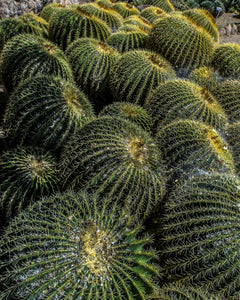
[[0, 190, 160, 299], [211, 80, 240, 123], [112, 2, 140, 18], [123, 15, 152, 32], [60, 117, 166, 219], [188, 66, 219, 91], [0, 34, 73, 94], [148, 14, 214, 69], [4, 76, 95, 153], [142, 0, 174, 12], [80, 3, 124, 31], [156, 119, 235, 176], [40, 2, 67, 22], [158, 173, 240, 298], [18, 13, 49, 37], [211, 43, 240, 79], [49, 7, 111, 51], [110, 49, 176, 106], [140, 7, 166, 23], [99, 102, 151, 131], [182, 8, 219, 42], [0, 147, 59, 220], [145, 79, 227, 133], [226, 122, 240, 175]]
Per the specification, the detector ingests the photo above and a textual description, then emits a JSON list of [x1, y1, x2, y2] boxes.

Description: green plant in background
[[49, 7, 111, 51], [40, 2, 67, 21], [4, 76, 95, 154], [110, 49, 176, 106], [0, 34, 73, 94], [182, 8, 219, 42], [145, 79, 227, 134], [60, 117, 166, 219], [123, 15, 152, 32], [0, 147, 59, 221], [140, 7, 166, 23], [211, 43, 240, 79], [157, 173, 240, 298], [99, 102, 152, 131], [200, 0, 225, 16], [211, 80, 240, 123], [226, 122, 240, 175], [188, 66, 219, 91], [112, 2, 140, 18], [143, 0, 174, 12], [148, 14, 215, 69], [80, 3, 124, 31], [156, 119, 235, 176], [18, 13, 49, 37], [0, 190, 160, 299]]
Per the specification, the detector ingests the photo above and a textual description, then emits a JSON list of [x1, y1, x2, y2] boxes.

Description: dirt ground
[[216, 12, 240, 44]]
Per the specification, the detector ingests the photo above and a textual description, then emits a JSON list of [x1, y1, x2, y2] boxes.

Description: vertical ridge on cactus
[[60, 116, 166, 219], [0, 190, 160, 299]]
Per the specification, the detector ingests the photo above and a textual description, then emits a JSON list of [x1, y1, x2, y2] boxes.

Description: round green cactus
[[49, 7, 111, 51], [211, 80, 240, 123], [211, 43, 240, 79], [95, 0, 115, 9], [145, 79, 227, 133], [156, 119, 235, 176], [0, 34, 73, 94], [110, 49, 176, 106], [18, 13, 49, 37], [226, 122, 240, 175], [0, 190, 160, 299], [80, 3, 124, 31], [99, 102, 152, 131], [40, 3, 67, 22], [0, 147, 59, 220], [188, 66, 219, 91], [140, 7, 166, 23], [182, 8, 219, 42], [142, 0, 174, 12], [4, 76, 95, 153], [158, 173, 240, 298], [112, 2, 140, 18], [148, 14, 215, 69], [60, 117, 166, 219], [123, 15, 152, 32]]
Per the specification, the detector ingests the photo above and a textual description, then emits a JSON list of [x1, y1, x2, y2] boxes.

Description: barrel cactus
[[158, 173, 240, 298], [40, 3, 68, 21], [18, 13, 49, 37], [0, 147, 59, 221], [188, 66, 219, 91], [110, 49, 176, 106], [60, 117, 166, 219], [123, 15, 152, 32], [156, 119, 235, 176], [4, 76, 95, 154], [0, 34, 73, 94], [0, 190, 160, 299], [112, 2, 140, 18], [142, 0, 174, 12], [145, 79, 227, 133], [140, 7, 166, 23], [99, 102, 152, 131], [148, 14, 215, 69]]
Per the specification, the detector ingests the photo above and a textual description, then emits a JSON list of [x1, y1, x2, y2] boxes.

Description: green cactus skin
[[112, 2, 140, 18], [148, 14, 214, 69], [145, 79, 227, 133], [158, 173, 240, 298], [40, 3, 67, 22], [156, 119, 235, 176], [3, 76, 95, 153], [110, 49, 176, 106], [188, 66, 219, 91], [18, 13, 49, 38], [0, 147, 59, 221], [140, 7, 166, 23], [182, 9, 219, 42], [123, 15, 152, 32], [0, 17, 43, 53], [60, 117, 166, 219], [211, 43, 240, 80], [107, 29, 148, 52], [0, 190, 160, 299], [99, 102, 152, 131], [0, 34, 73, 94], [49, 7, 111, 51], [79, 3, 124, 31], [211, 80, 240, 123], [226, 122, 240, 175], [142, 0, 174, 12]]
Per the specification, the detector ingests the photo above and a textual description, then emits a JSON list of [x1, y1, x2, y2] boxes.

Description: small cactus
[[123, 15, 152, 31], [142, 0, 174, 12], [112, 2, 140, 18], [140, 7, 166, 23], [0, 190, 160, 299], [18, 13, 49, 37], [40, 3, 67, 22], [188, 66, 219, 91]]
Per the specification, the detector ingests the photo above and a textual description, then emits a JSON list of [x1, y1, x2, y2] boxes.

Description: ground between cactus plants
[[216, 12, 240, 44]]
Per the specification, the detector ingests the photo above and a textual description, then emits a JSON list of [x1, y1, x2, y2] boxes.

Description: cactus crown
[[126, 135, 148, 164]]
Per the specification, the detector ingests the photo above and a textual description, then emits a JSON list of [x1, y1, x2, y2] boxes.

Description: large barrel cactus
[[110, 49, 176, 106], [0, 34, 73, 94], [4, 76, 95, 154], [148, 14, 215, 69], [40, 2, 67, 22], [0, 191, 160, 299], [60, 117, 166, 219]]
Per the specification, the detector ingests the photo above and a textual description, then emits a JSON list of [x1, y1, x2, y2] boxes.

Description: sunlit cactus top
[[0, 191, 160, 299]]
